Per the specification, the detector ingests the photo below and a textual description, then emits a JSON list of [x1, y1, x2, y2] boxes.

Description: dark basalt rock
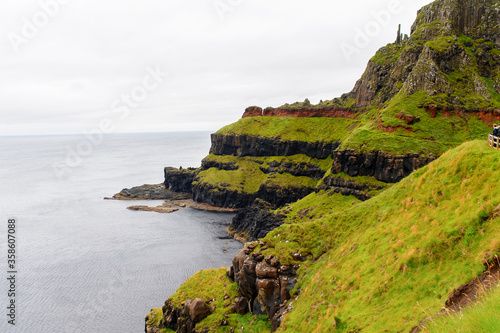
[[331, 150, 436, 183], [108, 184, 190, 200], [210, 133, 340, 159], [230, 199, 285, 241], [192, 181, 314, 209], [259, 161, 325, 180], [148, 298, 211, 333], [201, 158, 239, 171], [164, 167, 198, 193]]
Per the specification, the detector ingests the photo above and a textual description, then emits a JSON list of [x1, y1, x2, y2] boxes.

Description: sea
[[0, 132, 242, 333]]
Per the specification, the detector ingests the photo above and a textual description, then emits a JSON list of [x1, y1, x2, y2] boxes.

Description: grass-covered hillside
[[258, 140, 500, 332], [150, 140, 500, 332]]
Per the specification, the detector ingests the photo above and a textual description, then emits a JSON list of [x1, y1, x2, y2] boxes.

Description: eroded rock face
[[227, 244, 300, 331], [210, 134, 340, 159], [331, 150, 436, 183], [412, 0, 500, 44]]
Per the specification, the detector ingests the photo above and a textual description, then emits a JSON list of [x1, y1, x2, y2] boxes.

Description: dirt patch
[[411, 258, 500, 332], [445, 259, 500, 311]]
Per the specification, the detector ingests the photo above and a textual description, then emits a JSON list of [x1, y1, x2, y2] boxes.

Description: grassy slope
[[149, 141, 500, 333], [250, 141, 500, 332]]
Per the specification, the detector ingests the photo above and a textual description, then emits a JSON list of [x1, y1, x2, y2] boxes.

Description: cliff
[[149, 1, 500, 332]]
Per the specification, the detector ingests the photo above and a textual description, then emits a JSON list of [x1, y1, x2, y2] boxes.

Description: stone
[[256, 262, 278, 279], [231, 296, 249, 315], [187, 298, 210, 323]]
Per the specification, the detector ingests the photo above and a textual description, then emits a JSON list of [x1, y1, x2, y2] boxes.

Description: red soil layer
[[242, 106, 359, 119], [424, 104, 500, 124]]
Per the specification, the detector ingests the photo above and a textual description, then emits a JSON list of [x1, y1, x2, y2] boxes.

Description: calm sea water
[[0, 132, 242, 333]]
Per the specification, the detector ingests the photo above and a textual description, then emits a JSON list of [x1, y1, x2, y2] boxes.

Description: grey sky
[[0, 0, 431, 136]]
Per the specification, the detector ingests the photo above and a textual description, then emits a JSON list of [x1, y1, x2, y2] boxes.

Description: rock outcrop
[[210, 133, 339, 159], [411, 0, 500, 44], [164, 167, 198, 193], [106, 184, 190, 200], [348, 0, 500, 108], [146, 298, 211, 333], [226, 243, 300, 332]]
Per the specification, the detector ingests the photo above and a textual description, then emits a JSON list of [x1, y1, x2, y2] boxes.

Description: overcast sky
[[0, 0, 431, 136]]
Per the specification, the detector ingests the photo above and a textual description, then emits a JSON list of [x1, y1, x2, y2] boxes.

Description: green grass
[[216, 117, 361, 143], [276, 191, 361, 225], [423, 286, 500, 332], [370, 43, 404, 66], [246, 141, 500, 332]]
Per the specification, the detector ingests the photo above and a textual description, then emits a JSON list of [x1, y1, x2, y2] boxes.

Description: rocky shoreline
[[106, 184, 238, 213]]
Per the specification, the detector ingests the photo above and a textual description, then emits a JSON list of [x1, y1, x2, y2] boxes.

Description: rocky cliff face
[[348, 0, 500, 108], [229, 199, 285, 241], [210, 133, 340, 159], [192, 178, 315, 209], [331, 150, 436, 183], [164, 167, 198, 193], [411, 0, 500, 43]]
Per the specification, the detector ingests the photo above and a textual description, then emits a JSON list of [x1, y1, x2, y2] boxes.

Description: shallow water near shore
[[0, 132, 242, 333]]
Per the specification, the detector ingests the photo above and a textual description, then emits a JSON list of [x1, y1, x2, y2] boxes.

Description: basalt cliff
[[147, 0, 500, 332]]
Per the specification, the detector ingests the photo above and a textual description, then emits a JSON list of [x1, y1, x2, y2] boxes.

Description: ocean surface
[[0, 132, 242, 333]]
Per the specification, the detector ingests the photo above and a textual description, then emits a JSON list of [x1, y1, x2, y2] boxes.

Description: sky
[[0, 0, 432, 136]]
